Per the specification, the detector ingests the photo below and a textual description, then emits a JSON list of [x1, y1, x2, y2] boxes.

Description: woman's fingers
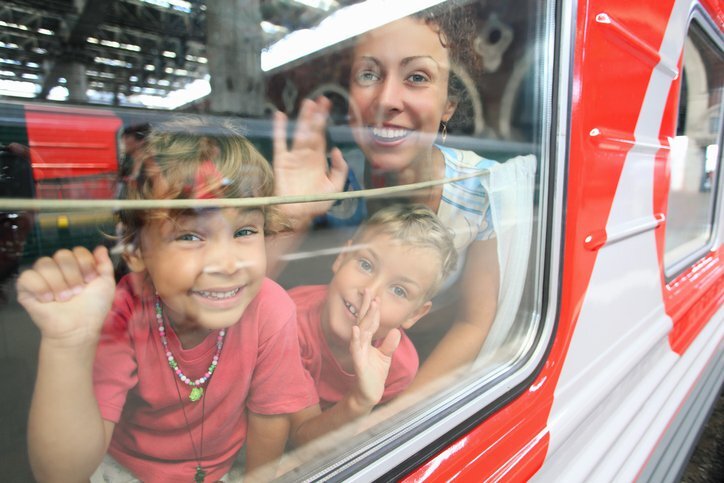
[[272, 110, 289, 160], [291, 97, 329, 152], [328, 147, 350, 191]]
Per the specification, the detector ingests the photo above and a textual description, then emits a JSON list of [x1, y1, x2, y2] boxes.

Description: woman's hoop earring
[[440, 121, 448, 143]]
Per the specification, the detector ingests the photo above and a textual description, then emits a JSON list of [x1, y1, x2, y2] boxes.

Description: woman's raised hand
[[273, 96, 348, 229]]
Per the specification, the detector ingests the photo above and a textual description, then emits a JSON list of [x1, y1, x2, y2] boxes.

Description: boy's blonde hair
[[119, 116, 278, 246], [352, 204, 458, 298]]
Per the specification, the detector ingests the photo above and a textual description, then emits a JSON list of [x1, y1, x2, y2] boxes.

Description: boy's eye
[[392, 286, 408, 298], [358, 258, 373, 273], [234, 227, 258, 238]]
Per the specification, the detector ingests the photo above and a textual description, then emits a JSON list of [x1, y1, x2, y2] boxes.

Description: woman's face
[[349, 17, 457, 174]]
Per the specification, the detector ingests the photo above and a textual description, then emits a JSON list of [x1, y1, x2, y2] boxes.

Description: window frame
[[274, 0, 569, 479], [664, 7, 724, 280]]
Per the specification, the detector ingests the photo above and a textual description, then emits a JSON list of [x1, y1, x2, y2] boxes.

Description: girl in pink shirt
[[17, 117, 318, 482]]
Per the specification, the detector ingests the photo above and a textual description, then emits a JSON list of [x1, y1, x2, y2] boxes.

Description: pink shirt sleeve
[[246, 279, 319, 415], [93, 276, 142, 423]]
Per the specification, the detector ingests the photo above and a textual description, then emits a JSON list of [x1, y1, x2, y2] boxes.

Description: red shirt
[[289, 285, 419, 409], [93, 275, 318, 482]]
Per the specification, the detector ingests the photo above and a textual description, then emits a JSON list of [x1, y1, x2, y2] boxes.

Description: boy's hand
[[273, 96, 348, 228], [17, 246, 116, 346], [349, 290, 401, 409]]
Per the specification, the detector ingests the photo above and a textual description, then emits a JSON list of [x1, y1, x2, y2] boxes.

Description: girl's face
[[348, 17, 457, 174], [127, 208, 266, 331]]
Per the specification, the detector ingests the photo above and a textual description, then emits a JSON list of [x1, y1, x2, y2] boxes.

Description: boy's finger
[[378, 328, 401, 357], [350, 325, 362, 355], [357, 289, 372, 325], [272, 111, 289, 160], [363, 299, 380, 336]]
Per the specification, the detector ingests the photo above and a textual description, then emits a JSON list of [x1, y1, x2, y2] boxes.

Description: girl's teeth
[[195, 288, 239, 300], [372, 127, 409, 140]]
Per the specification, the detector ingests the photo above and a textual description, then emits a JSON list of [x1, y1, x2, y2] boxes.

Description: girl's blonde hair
[[118, 116, 278, 246], [352, 204, 458, 299]]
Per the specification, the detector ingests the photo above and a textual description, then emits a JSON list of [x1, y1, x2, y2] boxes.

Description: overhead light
[[261, 0, 446, 72]]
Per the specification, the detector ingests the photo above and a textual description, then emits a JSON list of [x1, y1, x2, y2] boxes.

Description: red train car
[[0, 0, 721, 481]]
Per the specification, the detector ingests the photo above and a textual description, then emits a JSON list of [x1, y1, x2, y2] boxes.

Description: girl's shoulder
[[248, 278, 296, 320]]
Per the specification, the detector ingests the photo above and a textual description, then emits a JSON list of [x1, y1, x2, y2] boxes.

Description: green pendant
[[194, 464, 206, 482], [189, 386, 204, 402]]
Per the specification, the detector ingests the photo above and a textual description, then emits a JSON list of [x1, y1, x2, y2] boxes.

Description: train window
[[664, 17, 723, 273], [0, 0, 552, 481]]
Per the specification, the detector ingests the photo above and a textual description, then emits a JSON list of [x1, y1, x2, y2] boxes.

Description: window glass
[[0, 1, 550, 480], [665, 19, 723, 271]]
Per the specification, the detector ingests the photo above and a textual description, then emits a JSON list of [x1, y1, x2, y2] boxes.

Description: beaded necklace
[[156, 297, 228, 482], [155, 296, 227, 401]]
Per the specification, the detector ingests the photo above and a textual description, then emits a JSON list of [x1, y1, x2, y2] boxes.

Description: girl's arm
[[18, 246, 117, 482], [245, 412, 291, 481], [407, 238, 500, 391]]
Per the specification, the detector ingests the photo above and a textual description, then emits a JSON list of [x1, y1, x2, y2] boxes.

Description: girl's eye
[[235, 227, 258, 238], [392, 286, 408, 298], [358, 258, 373, 273], [407, 72, 430, 84], [176, 233, 201, 242]]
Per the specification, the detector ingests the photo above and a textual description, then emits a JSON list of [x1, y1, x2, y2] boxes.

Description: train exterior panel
[[404, 0, 724, 481]]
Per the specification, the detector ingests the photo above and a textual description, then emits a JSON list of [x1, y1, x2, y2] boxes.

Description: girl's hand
[[16, 246, 116, 347], [349, 290, 401, 409], [273, 96, 349, 228]]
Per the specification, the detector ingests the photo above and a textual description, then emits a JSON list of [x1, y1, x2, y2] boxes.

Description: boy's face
[[126, 207, 266, 330], [323, 231, 439, 347]]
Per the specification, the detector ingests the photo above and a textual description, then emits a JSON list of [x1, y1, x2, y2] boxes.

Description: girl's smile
[[127, 208, 267, 334]]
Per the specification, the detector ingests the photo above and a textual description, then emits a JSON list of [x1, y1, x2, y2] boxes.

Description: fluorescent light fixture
[[261, 0, 446, 72], [128, 78, 211, 109], [293, 0, 337, 11], [141, 0, 192, 13], [0, 79, 37, 98]]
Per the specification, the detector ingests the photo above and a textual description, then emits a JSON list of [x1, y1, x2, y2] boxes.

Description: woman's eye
[[235, 227, 258, 238], [392, 286, 408, 298], [407, 72, 430, 84], [355, 70, 380, 85], [358, 258, 373, 272]]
